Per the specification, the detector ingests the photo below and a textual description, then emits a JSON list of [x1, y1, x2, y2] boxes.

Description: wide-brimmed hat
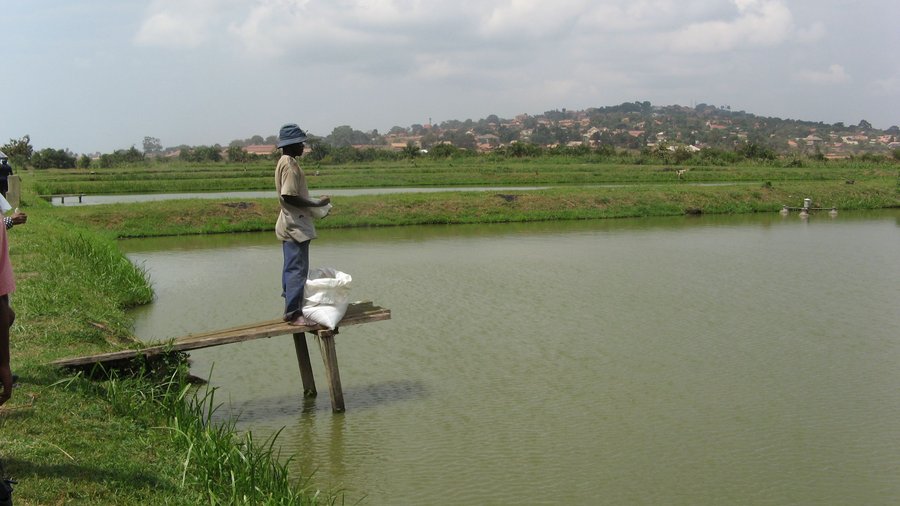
[[277, 123, 308, 148]]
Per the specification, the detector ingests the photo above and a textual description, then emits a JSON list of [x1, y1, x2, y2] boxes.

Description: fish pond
[[121, 210, 900, 505]]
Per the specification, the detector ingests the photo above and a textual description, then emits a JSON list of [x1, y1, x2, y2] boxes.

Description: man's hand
[[318, 196, 331, 206], [10, 211, 27, 226]]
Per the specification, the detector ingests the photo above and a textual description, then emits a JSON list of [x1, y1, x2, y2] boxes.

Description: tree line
[[4, 101, 900, 169]]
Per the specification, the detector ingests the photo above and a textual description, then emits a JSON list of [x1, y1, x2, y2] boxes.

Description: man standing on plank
[[274, 123, 330, 326]]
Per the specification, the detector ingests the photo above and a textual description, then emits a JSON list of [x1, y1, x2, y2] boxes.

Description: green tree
[[737, 142, 776, 161], [429, 143, 459, 158], [1, 135, 34, 167], [305, 138, 331, 162], [325, 125, 371, 147], [143, 136, 162, 154], [402, 141, 420, 158], [78, 154, 92, 169], [227, 145, 248, 163], [31, 148, 77, 169]]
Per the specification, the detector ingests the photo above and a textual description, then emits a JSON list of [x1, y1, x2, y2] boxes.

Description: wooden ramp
[[51, 301, 391, 412]]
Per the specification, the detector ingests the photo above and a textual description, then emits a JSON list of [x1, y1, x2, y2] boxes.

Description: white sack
[[302, 267, 352, 329]]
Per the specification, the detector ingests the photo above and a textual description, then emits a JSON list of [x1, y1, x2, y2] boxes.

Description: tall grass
[[56, 232, 153, 306], [57, 366, 332, 505]]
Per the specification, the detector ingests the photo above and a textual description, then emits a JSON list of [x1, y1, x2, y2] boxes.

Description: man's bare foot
[[289, 315, 317, 327]]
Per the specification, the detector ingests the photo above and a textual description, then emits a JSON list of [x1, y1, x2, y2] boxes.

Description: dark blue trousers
[[282, 239, 310, 320]]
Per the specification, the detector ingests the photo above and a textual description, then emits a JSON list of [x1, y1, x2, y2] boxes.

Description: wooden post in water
[[315, 329, 345, 413], [292, 332, 317, 397]]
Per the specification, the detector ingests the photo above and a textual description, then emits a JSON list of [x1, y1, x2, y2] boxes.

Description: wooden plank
[[51, 302, 390, 368]]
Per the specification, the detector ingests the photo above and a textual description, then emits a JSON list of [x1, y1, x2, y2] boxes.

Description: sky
[[1, 0, 898, 154]]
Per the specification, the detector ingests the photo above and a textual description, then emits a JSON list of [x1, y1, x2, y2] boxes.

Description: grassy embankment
[[27, 156, 899, 196], [0, 194, 333, 505], [35, 159, 900, 237], [2, 158, 897, 504]]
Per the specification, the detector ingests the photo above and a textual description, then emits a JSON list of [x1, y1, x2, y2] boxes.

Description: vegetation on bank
[[0, 202, 333, 504], [42, 179, 898, 238], [24, 155, 900, 197]]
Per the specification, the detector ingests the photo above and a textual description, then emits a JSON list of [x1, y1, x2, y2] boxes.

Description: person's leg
[[282, 239, 310, 321], [0, 295, 12, 407]]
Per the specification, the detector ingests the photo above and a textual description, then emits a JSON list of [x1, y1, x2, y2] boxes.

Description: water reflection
[[228, 379, 429, 421]]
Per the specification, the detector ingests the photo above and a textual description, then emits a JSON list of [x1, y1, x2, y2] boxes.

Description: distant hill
[[297, 102, 899, 158]]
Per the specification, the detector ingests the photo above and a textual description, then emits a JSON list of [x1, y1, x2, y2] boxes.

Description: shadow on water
[[217, 379, 428, 421]]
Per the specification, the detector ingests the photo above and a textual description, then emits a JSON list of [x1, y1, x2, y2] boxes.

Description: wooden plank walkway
[[40, 193, 87, 203], [51, 301, 391, 412]]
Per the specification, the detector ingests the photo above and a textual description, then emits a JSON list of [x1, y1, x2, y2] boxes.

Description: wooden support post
[[316, 329, 345, 413], [292, 332, 317, 397]]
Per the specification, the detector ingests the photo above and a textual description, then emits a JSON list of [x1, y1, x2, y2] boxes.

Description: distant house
[[476, 133, 500, 145], [390, 142, 416, 151], [244, 144, 276, 156]]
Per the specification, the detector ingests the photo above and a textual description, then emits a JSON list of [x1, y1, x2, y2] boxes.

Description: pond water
[[121, 210, 900, 505], [50, 182, 752, 206], [50, 186, 550, 206]]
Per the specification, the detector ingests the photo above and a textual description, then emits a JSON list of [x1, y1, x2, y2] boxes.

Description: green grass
[[40, 179, 899, 238]]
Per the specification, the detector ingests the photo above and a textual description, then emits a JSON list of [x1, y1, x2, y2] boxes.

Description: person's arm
[[281, 194, 331, 208], [4, 211, 26, 230]]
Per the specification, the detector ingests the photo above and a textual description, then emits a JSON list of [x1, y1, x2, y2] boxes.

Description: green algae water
[[122, 210, 900, 505]]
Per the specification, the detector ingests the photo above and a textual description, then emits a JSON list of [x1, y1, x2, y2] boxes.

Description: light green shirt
[[275, 155, 317, 243]]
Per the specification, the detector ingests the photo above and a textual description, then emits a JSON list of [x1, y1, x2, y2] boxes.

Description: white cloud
[[134, 0, 226, 48], [478, 0, 587, 38], [792, 64, 850, 85], [135, 11, 208, 48], [667, 0, 794, 53]]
